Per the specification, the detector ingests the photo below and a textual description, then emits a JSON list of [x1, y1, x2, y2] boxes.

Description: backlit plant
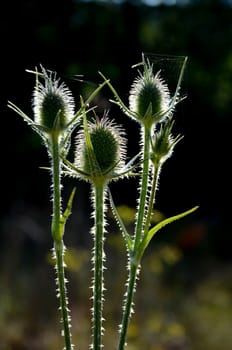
[[8, 54, 198, 350]]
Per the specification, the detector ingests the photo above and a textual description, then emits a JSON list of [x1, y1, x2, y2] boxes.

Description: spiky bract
[[33, 68, 75, 132]]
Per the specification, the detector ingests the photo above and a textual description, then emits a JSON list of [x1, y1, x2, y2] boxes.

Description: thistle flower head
[[128, 59, 171, 127], [150, 118, 183, 166], [33, 67, 75, 133], [73, 114, 127, 185]]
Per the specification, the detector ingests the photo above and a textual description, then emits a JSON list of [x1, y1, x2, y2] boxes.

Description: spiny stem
[[92, 183, 105, 350], [51, 132, 62, 241], [133, 125, 151, 250], [143, 163, 161, 236], [118, 125, 152, 350], [118, 263, 137, 350], [54, 241, 72, 350], [51, 132, 73, 350]]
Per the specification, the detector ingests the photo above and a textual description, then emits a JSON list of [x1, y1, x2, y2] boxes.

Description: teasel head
[[8, 66, 76, 155], [150, 118, 184, 167], [129, 61, 171, 127], [99, 54, 187, 130], [8, 66, 111, 160], [33, 67, 75, 134], [65, 113, 128, 186]]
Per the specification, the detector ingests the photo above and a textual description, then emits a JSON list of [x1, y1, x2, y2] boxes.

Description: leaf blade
[[137, 205, 199, 260], [108, 188, 133, 252], [59, 187, 77, 237]]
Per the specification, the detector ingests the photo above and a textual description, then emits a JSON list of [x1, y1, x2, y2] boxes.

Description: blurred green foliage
[[1, 215, 232, 349]]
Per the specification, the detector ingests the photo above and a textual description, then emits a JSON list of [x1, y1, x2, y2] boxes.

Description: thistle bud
[[129, 61, 171, 128], [150, 119, 183, 166], [33, 68, 75, 133], [74, 116, 127, 184]]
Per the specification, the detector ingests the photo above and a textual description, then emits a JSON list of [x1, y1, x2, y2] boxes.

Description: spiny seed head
[[74, 116, 127, 184], [33, 68, 75, 133], [129, 60, 171, 127]]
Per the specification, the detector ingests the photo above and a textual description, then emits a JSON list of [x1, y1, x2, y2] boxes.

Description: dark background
[[2, 0, 231, 256], [0, 1, 232, 349]]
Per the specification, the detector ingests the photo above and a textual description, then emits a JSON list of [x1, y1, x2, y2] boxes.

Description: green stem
[[118, 125, 151, 350], [133, 126, 151, 250], [92, 183, 105, 350], [51, 132, 72, 350], [143, 163, 161, 236], [54, 240, 72, 350], [118, 263, 138, 350], [51, 132, 62, 241]]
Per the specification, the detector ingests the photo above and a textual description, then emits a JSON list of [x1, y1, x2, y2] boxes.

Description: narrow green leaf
[[98, 71, 138, 120], [52, 109, 62, 131], [84, 79, 110, 106], [61, 156, 90, 177], [83, 113, 101, 176], [8, 101, 34, 125], [108, 188, 133, 252], [39, 166, 51, 171], [59, 188, 77, 236], [25, 68, 44, 78], [8, 101, 49, 144], [124, 153, 141, 170], [137, 205, 199, 260], [112, 164, 140, 180], [65, 78, 109, 132], [144, 102, 153, 118]]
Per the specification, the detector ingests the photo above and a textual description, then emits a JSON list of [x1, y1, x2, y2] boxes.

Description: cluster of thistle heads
[[9, 54, 186, 186]]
